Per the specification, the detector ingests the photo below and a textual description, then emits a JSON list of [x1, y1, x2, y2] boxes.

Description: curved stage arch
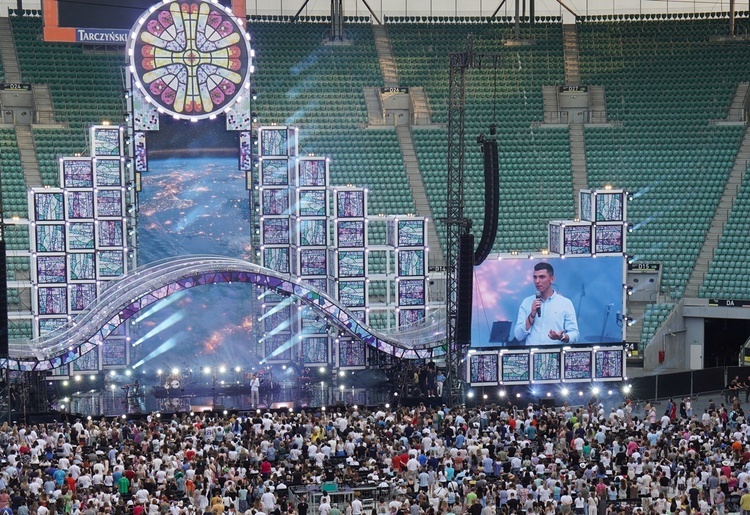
[[8, 256, 444, 371]]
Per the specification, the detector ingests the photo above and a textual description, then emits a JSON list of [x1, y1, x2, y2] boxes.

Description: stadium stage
[[60, 383, 395, 417]]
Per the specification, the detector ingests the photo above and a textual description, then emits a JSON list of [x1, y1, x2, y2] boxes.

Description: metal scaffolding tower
[[444, 44, 501, 407]]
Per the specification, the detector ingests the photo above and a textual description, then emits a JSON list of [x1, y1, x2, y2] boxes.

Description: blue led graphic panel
[[501, 353, 530, 383], [263, 247, 290, 273], [338, 251, 365, 278], [532, 351, 562, 382], [102, 340, 128, 366], [261, 189, 289, 216], [337, 221, 365, 248], [299, 191, 327, 216], [338, 280, 365, 307], [302, 337, 329, 364], [564, 350, 593, 381], [262, 218, 290, 245], [298, 219, 327, 246], [69, 253, 96, 281], [67, 191, 95, 219], [70, 283, 98, 311], [261, 159, 289, 185], [35, 193, 64, 221], [397, 220, 425, 247], [37, 287, 68, 315], [36, 256, 66, 284], [398, 308, 424, 327], [397, 249, 425, 277], [98, 220, 124, 248], [469, 353, 499, 385], [260, 129, 288, 156], [92, 127, 121, 156], [339, 339, 366, 367], [299, 249, 327, 276], [63, 159, 93, 188], [336, 190, 365, 218], [594, 349, 624, 380], [298, 159, 327, 187], [97, 250, 124, 277], [67, 222, 95, 250], [398, 279, 425, 306], [36, 225, 65, 252], [95, 190, 123, 217], [95, 159, 123, 187]]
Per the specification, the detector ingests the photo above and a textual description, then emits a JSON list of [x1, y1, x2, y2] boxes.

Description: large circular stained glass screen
[[129, 0, 252, 120]]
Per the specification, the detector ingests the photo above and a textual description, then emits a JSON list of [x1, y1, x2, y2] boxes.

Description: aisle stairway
[[395, 125, 444, 267], [14, 125, 42, 187], [569, 123, 588, 210], [685, 126, 750, 297], [0, 18, 21, 83], [562, 24, 580, 86], [372, 25, 399, 88]]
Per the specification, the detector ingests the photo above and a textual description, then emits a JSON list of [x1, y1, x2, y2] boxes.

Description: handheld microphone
[[535, 292, 542, 316]]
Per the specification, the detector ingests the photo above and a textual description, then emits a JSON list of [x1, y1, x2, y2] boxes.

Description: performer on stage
[[514, 262, 579, 346], [250, 373, 260, 407]]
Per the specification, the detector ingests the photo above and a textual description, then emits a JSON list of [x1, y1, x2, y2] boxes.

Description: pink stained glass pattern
[[132, 1, 251, 119]]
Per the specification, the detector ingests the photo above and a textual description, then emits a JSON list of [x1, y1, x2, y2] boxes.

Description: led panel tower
[[296, 157, 331, 366], [258, 126, 298, 363], [29, 125, 135, 372], [333, 187, 368, 325]]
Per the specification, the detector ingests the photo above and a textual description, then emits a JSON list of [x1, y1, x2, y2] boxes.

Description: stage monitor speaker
[[271, 401, 294, 410], [456, 234, 474, 344], [0, 240, 8, 359]]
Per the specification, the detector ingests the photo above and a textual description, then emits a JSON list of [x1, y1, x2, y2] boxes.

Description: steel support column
[[444, 47, 501, 407]]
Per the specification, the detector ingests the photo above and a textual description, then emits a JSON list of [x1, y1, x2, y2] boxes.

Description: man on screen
[[513, 262, 579, 346]]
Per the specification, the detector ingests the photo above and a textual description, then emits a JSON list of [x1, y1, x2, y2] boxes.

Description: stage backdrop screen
[[471, 256, 624, 348]]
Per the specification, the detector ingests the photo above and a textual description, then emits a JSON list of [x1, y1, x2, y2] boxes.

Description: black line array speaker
[[474, 136, 499, 265], [456, 233, 474, 344]]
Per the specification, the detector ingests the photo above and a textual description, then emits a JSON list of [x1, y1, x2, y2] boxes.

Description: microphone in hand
[[535, 292, 542, 317]]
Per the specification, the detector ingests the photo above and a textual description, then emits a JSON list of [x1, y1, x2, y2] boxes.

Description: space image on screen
[[133, 117, 255, 370], [470, 255, 625, 348]]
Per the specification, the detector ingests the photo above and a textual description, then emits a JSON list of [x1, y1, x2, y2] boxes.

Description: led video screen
[[471, 256, 624, 348], [298, 159, 327, 187], [468, 353, 499, 385], [136, 118, 255, 370], [302, 337, 329, 364]]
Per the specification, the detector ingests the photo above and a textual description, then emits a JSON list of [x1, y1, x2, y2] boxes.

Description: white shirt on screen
[[513, 290, 579, 345]]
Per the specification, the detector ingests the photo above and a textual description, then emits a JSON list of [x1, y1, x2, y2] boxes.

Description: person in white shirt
[[77, 474, 92, 490], [319, 496, 332, 515], [250, 375, 260, 407], [351, 494, 363, 515], [260, 488, 276, 514]]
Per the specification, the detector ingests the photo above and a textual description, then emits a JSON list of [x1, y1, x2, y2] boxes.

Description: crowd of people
[[0, 393, 747, 515]]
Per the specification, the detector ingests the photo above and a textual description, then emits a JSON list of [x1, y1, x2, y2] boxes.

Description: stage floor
[[62, 384, 395, 416]]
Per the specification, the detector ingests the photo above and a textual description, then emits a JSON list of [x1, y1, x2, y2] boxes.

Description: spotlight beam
[[131, 312, 185, 347], [259, 297, 294, 321], [132, 336, 179, 368], [133, 290, 186, 323]]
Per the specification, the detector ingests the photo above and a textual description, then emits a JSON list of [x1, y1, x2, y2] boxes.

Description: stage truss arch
[[7, 255, 445, 371]]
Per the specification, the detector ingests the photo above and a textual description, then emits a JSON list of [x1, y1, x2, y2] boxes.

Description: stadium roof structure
[[244, 0, 748, 21]]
